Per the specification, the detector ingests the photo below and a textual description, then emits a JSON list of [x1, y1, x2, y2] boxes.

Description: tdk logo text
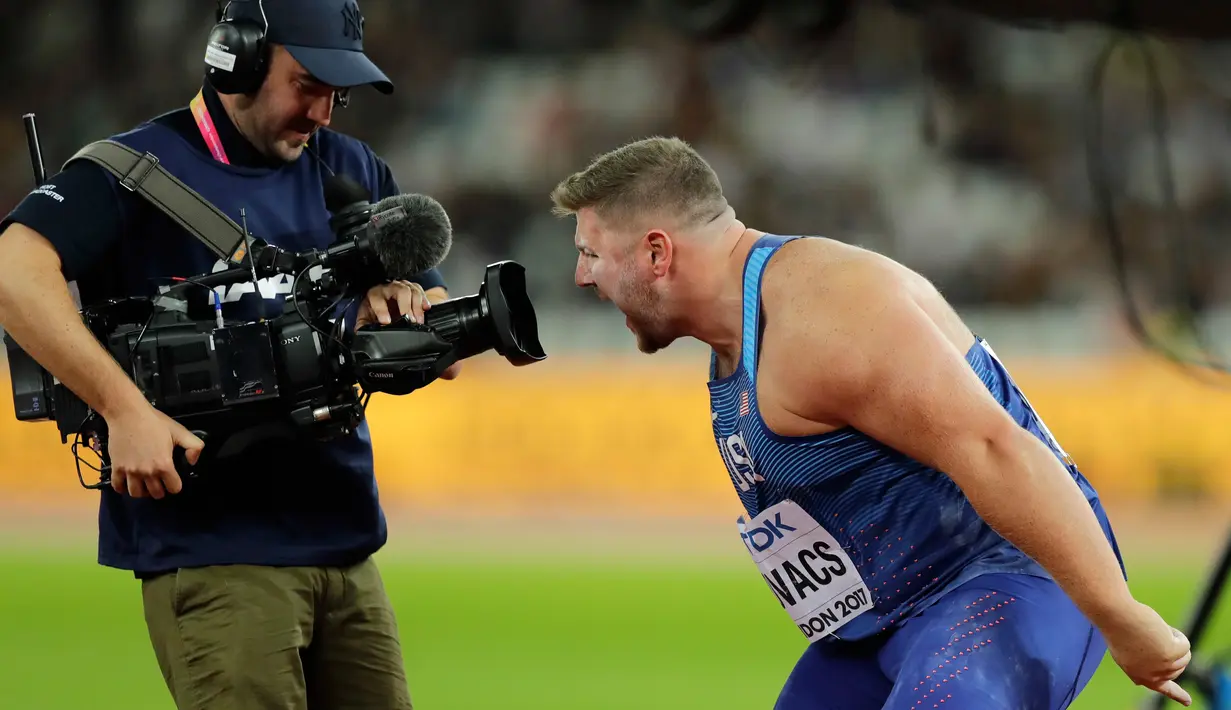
[[741, 513, 797, 552]]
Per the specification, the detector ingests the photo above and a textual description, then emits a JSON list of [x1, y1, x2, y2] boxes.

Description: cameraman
[[0, 1, 456, 708]]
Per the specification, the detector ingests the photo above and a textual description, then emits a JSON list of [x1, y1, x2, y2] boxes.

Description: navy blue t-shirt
[[1, 84, 445, 575]]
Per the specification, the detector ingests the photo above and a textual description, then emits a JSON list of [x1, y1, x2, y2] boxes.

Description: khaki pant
[[141, 557, 412, 710]]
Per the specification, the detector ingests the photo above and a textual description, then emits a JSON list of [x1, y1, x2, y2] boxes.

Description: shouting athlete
[[550, 136, 1192, 708]]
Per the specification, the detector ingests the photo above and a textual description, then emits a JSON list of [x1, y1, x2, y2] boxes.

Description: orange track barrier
[[2, 354, 1229, 510]]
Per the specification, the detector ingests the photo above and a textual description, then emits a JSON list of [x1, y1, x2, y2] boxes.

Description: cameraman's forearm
[[0, 225, 148, 419]]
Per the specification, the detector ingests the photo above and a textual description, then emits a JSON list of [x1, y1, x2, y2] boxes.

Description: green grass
[[0, 546, 1227, 709]]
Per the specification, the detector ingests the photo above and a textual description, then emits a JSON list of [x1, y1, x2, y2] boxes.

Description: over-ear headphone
[[204, 0, 351, 107], [205, 0, 270, 96]]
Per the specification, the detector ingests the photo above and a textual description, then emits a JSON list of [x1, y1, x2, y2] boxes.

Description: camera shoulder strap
[[63, 140, 249, 264]]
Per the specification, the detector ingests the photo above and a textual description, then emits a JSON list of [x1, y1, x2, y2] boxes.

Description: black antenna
[[239, 208, 265, 319], [23, 113, 46, 186]]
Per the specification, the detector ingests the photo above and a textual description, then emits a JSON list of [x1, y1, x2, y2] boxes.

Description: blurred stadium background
[[3, 1, 1231, 708]]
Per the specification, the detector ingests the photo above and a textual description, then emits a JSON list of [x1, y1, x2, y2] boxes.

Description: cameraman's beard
[[228, 95, 299, 164]]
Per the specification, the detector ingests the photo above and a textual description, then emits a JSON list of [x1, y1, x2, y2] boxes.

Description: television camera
[[3, 114, 546, 489]]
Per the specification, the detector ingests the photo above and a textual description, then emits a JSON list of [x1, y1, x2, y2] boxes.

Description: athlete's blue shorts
[[772, 572, 1107, 709]]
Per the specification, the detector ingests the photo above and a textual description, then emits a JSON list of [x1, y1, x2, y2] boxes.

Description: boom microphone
[[316, 192, 452, 288], [195, 192, 453, 290], [362, 193, 453, 280]]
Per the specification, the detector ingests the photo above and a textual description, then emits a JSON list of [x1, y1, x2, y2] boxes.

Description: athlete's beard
[[619, 266, 672, 354]]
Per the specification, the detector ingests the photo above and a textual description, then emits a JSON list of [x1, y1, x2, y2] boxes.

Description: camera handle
[[95, 429, 210, 489]]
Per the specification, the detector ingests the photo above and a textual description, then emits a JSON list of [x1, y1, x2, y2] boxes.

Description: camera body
[[8, 251, 547, 491], [8, 296, 347, 436], [4, 115, 547, 488], [5, 256, 544, 486]]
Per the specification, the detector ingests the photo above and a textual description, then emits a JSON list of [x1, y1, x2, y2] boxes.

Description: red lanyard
[[190, 89, 230, 165]]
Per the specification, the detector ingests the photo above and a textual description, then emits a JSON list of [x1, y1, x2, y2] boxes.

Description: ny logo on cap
[[341, 1, 364, 41]]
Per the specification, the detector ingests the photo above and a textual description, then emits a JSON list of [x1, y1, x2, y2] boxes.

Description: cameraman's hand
[[107, 403, 205, 499], [354, 282, 462, 381], [355, 280, 430, 330]]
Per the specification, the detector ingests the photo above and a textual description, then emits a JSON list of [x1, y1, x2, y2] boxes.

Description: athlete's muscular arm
[[0, 224, 204, 498], [758, 246, 1192, 706]]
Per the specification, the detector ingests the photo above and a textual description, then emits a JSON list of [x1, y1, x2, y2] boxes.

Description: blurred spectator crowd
[[2, 0, 1231, 315]]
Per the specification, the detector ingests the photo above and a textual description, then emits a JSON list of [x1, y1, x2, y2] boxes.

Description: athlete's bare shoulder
[[755, 237, 977, 436], [762, 237, 946, 303], [763, 238, 972, 354], [761, 237, 896, 307]]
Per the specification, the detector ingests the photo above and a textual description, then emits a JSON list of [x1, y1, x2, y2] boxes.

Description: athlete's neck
[[684, 227, 763, 361]]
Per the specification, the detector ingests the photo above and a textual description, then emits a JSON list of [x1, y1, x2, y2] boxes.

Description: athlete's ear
[[644, 229, 673, 277]]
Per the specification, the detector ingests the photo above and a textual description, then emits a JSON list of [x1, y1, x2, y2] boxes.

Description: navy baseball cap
[[259, 0, 393, 94]]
